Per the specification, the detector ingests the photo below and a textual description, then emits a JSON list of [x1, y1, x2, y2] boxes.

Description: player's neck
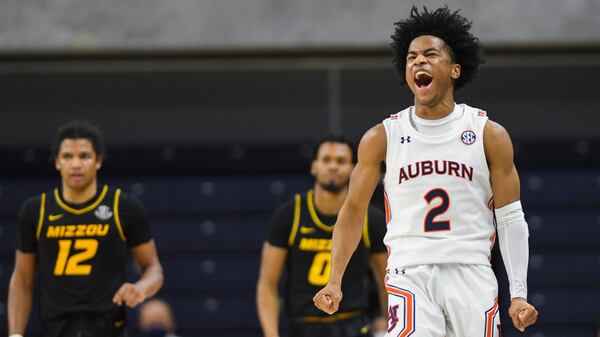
[[414, 97, 455, 120], [313, 185, 347, 216], [61, 180, 98, 204]]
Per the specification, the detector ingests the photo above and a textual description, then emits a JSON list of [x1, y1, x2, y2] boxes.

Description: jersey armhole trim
[[361, 212, 371, 249], [480, 118, 492, 172], [381, 119, 392, 162], [113, 189, 127, 242], [287, 194, 301, 246], [36, 193, 46, 240]]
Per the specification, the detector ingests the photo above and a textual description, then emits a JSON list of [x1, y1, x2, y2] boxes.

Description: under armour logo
[[395, 268, 406, 275], [400, 136, 411, 144]]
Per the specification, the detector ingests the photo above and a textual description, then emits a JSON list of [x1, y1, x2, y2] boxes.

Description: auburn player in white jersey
[[314, 6, 538, 337]]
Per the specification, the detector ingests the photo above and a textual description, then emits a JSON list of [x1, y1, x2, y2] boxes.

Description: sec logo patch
[[461, 130, 476, 145]]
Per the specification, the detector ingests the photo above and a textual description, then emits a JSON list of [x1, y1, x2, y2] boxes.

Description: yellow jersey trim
[[361, 211, 371, 249], [307, 189, 334, 232], [308, 189, 370, 247], [54, 185, 109, 215], [288, 194, 302, 246], [113, 188, 127, 242], [36, 193, 46, 240], [294, 310, 362, 323]]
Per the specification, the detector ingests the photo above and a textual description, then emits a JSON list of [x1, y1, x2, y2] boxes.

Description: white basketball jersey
[[382, 103, 495, 268]]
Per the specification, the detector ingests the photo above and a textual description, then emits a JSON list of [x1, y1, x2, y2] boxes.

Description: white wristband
[[9, 333, 24, 337]]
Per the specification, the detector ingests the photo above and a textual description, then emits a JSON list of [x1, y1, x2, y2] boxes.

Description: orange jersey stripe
[[488, 232, 497, 262], [384, 191, 392, 224], [485, 298, 499, 337]]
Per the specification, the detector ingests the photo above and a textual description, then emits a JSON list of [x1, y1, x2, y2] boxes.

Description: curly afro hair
[[391, 6, 484, 90]]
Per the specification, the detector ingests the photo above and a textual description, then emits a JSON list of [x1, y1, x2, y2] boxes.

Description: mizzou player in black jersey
[[257, 135, 387, 337], [8, 121, 163, 337]]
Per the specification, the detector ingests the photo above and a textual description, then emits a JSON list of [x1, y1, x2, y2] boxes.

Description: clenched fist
[[113, 283, 146, 308], [313, 283, 343, 315], [509, 298, 538, 332]]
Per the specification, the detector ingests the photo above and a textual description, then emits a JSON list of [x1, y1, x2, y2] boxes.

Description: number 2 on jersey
[[424, 188, 451, 232], [54, 239, 98, 276]]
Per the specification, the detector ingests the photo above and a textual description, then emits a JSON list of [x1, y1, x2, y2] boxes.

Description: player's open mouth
[[414, 71, 433, 88]]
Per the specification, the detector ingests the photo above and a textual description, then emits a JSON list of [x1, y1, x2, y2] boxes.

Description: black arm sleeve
[[367, 206, 387, 253], [266, 199, 296, 249], [118, 192, 153, 248], [16, 197, 40, 253]]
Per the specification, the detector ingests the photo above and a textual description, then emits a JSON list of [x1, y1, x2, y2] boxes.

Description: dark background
[[0, 3, 599, 333], [0, 48, 598, 337]]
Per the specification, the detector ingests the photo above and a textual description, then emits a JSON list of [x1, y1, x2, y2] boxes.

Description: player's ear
[[96, 156, 103, 170], [451, 63, 461, 80], [310, 161, 317, 176], [55, 157, 61, 171]]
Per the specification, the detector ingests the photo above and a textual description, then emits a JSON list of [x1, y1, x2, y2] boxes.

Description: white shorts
[[384, 264, 500, 337]]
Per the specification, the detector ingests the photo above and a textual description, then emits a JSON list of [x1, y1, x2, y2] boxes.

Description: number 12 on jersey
[[424, 188, 451, 232], [54, 239, 99, 276]]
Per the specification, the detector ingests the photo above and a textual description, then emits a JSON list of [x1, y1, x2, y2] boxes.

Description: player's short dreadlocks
[[391, 6, 484, 90]]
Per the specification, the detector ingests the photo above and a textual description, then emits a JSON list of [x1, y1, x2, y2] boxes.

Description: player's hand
[[509, 297, 538, 332], [313, 283, 343, 315], [373, 315, 388, 332], [113, 282, 146, 308]]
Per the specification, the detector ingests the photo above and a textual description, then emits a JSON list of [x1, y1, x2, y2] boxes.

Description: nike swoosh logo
[[300, 226, 315, 234], [114, 320, 125, 328], [48, 214, 64, 221]]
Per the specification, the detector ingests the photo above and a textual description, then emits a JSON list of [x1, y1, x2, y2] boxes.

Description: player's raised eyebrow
[[407, 47, 440, 56]]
